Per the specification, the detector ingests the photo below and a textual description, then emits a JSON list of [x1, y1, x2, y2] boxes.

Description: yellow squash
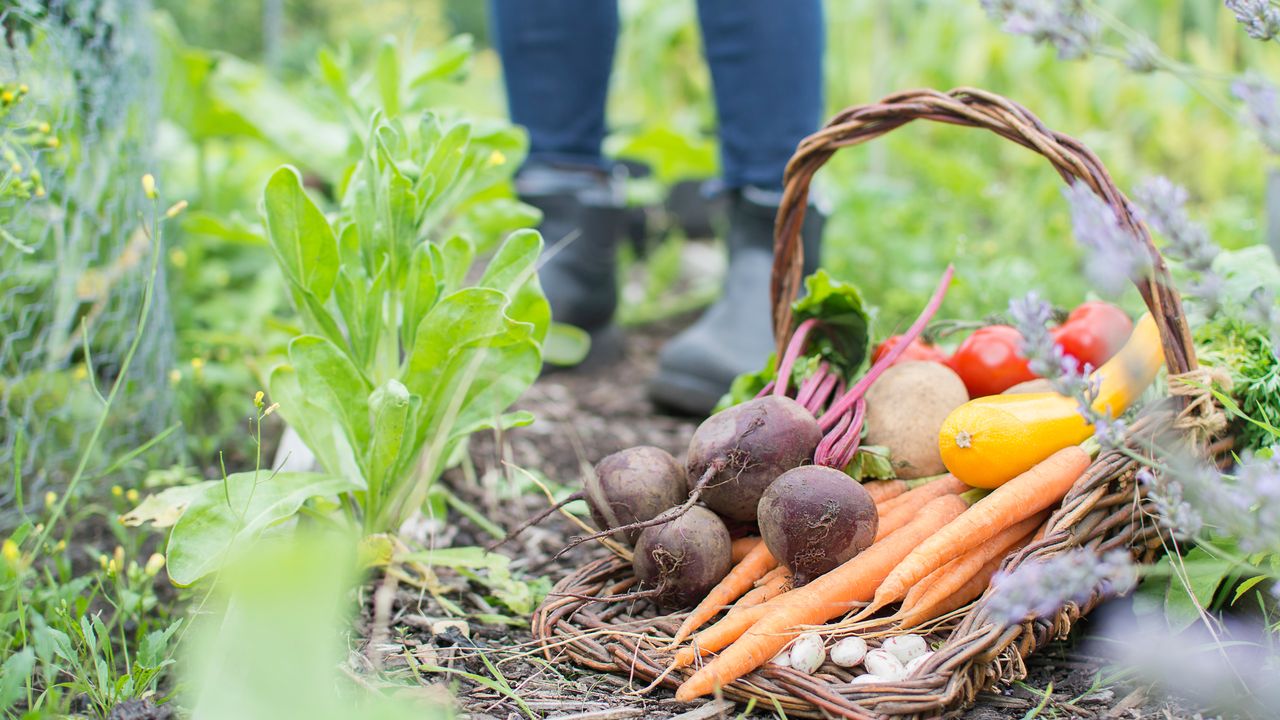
[[938, 313, 1164, 489]]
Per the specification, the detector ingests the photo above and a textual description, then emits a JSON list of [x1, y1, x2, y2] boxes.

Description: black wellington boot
[[517, 164, 627, 365], [649, 187, 824, 415]]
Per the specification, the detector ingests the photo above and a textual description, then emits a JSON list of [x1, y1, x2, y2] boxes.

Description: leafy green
[[716, 271, 872, 410], [791, 270, 872, 377]]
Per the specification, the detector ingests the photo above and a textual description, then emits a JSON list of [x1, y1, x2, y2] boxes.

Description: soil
[[360, 316, 1207, 720]]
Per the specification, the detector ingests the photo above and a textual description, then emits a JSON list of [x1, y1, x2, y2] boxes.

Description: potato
[[864, 361, 968, 478], [1003, 378, 1055, 394]]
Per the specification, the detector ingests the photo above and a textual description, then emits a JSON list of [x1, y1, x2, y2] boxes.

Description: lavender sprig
[[1226, 0, 1280, 42], [1063, 182, 1151, 296], [1008, 291, 1124, 446], [1232, 75, 1280, 154], [980, 0, 1099, 60], [986, 549, 1136, 624], [1141, 452, 1280, 555], [1133, 176, 1224, 318]]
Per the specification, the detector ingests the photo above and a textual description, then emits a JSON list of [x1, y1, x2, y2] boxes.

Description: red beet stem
[[819, 265, 954, 432], [834, 398, 868, 470], [773, 317, 820, 398]]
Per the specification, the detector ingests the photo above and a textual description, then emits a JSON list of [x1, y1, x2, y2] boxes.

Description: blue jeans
[[489, 0, 824, 191]]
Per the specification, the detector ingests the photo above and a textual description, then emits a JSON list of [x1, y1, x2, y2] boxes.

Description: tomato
[[1051, 301, 1133, 370], [870, 335, 949, 367], [946, 325, 1038, 397]]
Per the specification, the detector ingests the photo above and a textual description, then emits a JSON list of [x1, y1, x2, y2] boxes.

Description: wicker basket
[[532, 88, 1212, 718]]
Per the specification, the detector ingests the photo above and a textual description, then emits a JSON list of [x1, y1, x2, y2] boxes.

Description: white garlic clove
[[883, 634, 929, 664], [905, 650, 936, 676], [770, 647, 793, 667], [830, 636, 869, 668], [788, 632, 826, 674], [864, 648, 907, 681]]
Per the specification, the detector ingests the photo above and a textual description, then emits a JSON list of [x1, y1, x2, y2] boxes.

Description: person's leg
[[696, 0, 824, 191], [489, 0, 618, 168], [650, 0, 826, 414], [490, 1, 626, 349]]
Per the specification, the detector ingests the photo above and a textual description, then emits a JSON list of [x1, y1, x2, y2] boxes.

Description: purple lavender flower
[[1133, 177, 1218, 272], [1143, 452, 1280, 555], [1063, 182, 1151, 296], [986, 549, 1136, 624], [1226, 0, 1280, 41], [1232, 74, 1280, 153], [981, 0, 1100, 60], [1008, 291, 1124, 445]]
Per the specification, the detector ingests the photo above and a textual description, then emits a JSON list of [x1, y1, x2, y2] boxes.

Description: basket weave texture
[[532, 88, 1209, 718]]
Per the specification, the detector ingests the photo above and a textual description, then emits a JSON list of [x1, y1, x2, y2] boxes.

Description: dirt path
[[367, 317, 1198, 720]]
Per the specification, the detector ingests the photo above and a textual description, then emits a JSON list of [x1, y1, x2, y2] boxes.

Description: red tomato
[[946, 325, 1038, 397], [1051, 301, 1133, 370], [871, 335, 949, 367]]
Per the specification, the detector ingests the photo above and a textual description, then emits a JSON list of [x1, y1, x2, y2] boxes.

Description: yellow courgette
[[938, 312, 1164, 489]]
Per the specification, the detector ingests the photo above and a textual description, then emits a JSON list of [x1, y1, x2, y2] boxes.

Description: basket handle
[[770, 87, 1199, 389]]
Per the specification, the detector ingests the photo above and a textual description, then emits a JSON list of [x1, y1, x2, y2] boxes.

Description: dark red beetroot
[[686, 395, 822, 522], [493, 445, 688, 550], [587, 446, 687, 545], [632, 506, 732, 609], [757, 466, 878, 586]]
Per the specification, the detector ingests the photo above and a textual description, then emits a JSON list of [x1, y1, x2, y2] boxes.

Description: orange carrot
[[672, 603, 770, 669], [673, 494, 967, 701], [894, 512, 1045, 626], [862, 445, 1090, 617], [862, 479, 908, 504], [895, 553, 1006, 629], [727, 566, 792, 615], [873, 475, 969, 541], [876, 474, 967, 516], [672, 541, 778, 644], [730, 537, 762, 564]]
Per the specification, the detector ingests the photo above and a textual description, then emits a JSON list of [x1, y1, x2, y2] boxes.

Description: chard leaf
[[791, 270, 871, 376], [263, 166, 339, 302], [166, 471, 362, 586]]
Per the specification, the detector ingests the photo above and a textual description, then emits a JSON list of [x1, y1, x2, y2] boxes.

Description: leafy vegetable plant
[[162, 112, 547, 585]]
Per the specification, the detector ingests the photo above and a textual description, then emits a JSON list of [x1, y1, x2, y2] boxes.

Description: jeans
[[489, 0, 824, 191]]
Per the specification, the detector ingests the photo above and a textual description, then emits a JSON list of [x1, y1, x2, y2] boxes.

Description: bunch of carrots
[[663, 444, 1093, 702]]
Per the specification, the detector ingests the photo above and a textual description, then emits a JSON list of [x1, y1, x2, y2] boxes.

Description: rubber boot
[[517, 164, 627, 365], [649, 187, 824, 415]]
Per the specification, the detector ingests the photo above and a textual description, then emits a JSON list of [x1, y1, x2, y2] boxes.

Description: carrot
[[894, 512, 1045, 627], [672, 541, 778, 644], [861, 445, 1090, 618], [862, 479, 908, 504], [873, 474, 969, 541], [730, 536, 762, 564], [876, 474, 967, 515], [895, 554, 1006, 629], [728, 566, 791, 614], [673, 494, 967, 701]]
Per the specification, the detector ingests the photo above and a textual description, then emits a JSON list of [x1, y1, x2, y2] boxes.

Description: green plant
[[159, 110, 545, 585]]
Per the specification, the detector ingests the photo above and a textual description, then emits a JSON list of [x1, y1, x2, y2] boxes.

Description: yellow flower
[[488, 150, 506, 166], [1, 91, 13, 103], [165, 200, 188, 219], [18, 84, 28, 94], [168, 368, 181, 385], [141, 174, 157, 199], [72, 365, 88, 381], [191, 357, 205, 371], [126, 488, 139, 503], [54, 540, 66, 553], [169, 248, 188, 268], [98, 554, 108, 570], [111, 485, 123, 498], [254, 390, 265, 409], [37, 122, 50, 134], [10, 162, 21, 174], [44, 491, 57, 509], [44, 137, 59, 149], [144, 553, 165, 577], [1, 539, 18, 564]]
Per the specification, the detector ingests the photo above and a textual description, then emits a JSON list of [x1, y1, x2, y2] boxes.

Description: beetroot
[[586, 446, 687, 545], [757, 465, 878, 586], [632, 506, 732, 608], [493, 445, 687, 550], [686, 395, 822, 522]]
